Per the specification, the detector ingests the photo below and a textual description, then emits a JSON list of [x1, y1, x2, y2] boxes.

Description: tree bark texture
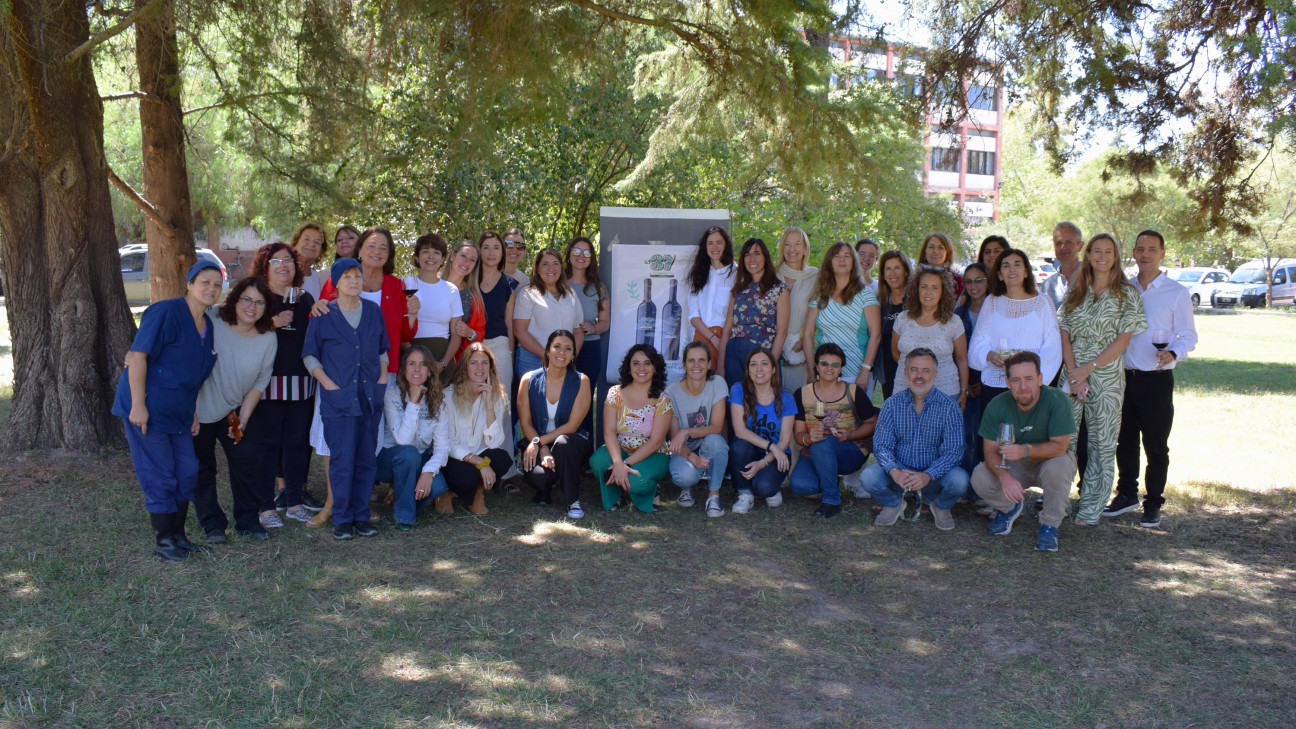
[[135, 0, 195, 302], [0, 0, 137, 450]]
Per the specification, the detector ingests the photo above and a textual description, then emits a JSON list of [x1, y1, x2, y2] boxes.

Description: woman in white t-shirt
[[405, 233, 462, 381], [685, 226, 736, 365], [512, 248, 585, 379]]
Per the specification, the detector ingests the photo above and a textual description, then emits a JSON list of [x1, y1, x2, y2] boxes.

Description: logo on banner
[[646, 254, 676, 271]]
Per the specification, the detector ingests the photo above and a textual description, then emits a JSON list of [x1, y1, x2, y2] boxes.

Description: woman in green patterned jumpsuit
[[1058, 233, 1147, 524]]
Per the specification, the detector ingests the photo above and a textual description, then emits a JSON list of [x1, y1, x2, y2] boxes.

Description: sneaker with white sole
[[705, 495, 724, 517], [259, 511, 285, 529], [567, 500, 585, 519], [765, 492, 783, 508], [678, 489, 695, 508], [731, 493, 755, 514], [284, 505, 312, 523], [932, 505, 955, 531]]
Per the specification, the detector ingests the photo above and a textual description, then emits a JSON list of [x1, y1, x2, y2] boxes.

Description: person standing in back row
[[1104, 230, 1197, 528]]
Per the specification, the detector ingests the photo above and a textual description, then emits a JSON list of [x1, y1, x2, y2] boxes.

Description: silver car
[[121, 248, 229, 305]]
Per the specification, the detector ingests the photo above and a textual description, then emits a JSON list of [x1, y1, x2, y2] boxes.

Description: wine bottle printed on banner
[[663, 278, 682, 359], [637, 277, 657, 347]]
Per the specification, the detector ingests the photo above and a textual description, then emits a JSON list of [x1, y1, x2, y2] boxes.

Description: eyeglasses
[[569, 249, 592, 258], [505, 241, 526, 250], [965, 277, 988, 284], [919, 264, 945, 272], [238, 296, 267, 309], [268, 257, 294, 267], [816, 360, 843, 368]]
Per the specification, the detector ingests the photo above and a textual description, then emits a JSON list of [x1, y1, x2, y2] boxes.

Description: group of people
[[115, 219, 1196, 561]]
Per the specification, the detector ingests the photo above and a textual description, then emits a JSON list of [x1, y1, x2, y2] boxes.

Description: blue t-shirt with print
[[729, 382, 796, 453]]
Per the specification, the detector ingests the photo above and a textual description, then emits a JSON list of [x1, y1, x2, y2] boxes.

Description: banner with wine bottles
[[599, 207, 730, 384]]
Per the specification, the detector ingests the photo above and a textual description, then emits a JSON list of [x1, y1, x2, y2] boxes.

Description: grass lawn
[[1, 310, 1294, 728]]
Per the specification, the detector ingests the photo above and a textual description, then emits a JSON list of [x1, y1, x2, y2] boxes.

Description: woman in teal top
[[802, 241, 881, 389]]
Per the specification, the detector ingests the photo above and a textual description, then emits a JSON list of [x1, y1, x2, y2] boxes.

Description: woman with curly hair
[[441, 343, 513, 512], [917, 231, 964, 296], [377, 345, 451, 529], [1059, 233, 1146, 525], [890, 266, 969, 407], [591, 343, 674, 513]]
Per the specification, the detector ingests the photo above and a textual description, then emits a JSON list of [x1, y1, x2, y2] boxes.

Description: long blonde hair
[[1062, 233, 1132, 314], [450, 342, 506, 413], [778, 227, 810, 267], [442, 240, 481, 298]]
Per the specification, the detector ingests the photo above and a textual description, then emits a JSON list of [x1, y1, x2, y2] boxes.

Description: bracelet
[[1024, 444, 1031, 459], [475, 456, 491, 470], [861, 363, 873, 371], [765, 441, 774, 453]]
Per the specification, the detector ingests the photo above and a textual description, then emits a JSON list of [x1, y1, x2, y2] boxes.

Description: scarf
[[778, 262, 819, 365]]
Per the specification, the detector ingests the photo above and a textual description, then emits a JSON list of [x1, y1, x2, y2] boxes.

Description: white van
[[1211, 258, 1296, 308]]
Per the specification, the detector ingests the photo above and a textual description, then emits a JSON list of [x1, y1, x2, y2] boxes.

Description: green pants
[[590, 446, 669, 513]]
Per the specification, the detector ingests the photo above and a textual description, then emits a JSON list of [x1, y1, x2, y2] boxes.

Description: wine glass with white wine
[[996, 337, 1013, 368], [996, 423, 1015, 469]]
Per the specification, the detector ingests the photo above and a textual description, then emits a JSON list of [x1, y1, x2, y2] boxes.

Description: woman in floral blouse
[[590, 344, 674, 513], [718, 238, 790, 388]]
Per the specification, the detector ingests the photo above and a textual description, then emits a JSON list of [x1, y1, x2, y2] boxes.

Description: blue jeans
[[669, 434, 729, 492], [729, 437, 785, 498], [860, 462, 969, 510], [515, 347, 543, 380], [724, 338, 759, 389], [376, 445, 447, 525], [574, 338, 604, 447], [788, 436, 866, 506]]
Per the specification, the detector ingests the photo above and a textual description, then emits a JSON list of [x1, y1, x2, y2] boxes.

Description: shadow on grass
[[1176, 358, 1296, 395], [2, 459, 1296, 729]]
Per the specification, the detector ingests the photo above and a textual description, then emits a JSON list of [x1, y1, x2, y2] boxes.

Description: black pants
[[443, 448, 514, 502], [255, 397, 314, 508], [193, 419, 265, 534], [519, 433, 590, 508], [1115, 369, 1174, 508]]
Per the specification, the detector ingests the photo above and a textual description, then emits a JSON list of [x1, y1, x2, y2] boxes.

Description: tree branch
[[66, 0, 166, 64], [101, 90, 165, 104], [107, 165, 178, 239]]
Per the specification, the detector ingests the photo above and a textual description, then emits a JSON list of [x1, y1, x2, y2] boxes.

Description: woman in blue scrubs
[[112, 260, 222, 562]]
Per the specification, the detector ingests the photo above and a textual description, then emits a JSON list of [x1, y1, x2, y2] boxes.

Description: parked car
[[1166, 267, 1230, 307], [1211, 259, 1296, 309], [121, 248, 229, 305]]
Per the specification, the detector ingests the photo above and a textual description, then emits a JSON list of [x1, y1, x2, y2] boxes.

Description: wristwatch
[[531, 436, 542, 448]]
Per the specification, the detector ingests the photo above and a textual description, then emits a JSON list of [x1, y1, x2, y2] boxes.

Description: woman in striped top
[[801, 241, 881, 390]]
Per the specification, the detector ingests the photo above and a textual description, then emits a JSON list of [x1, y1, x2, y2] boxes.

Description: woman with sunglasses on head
[[565, 236, 609, 442], [250, 243, 323, 523], [192, 277, 278, 543], [592, 344, 674, 514], [1059, 234, 1146, 525], [788, 343, 879, 518], [955, 262, 991, 472], [114, 261, 223, 561], [442, 343, 513, 506], [404, 233, 462, 382], [308, 226, 417, 526], [444, 240, 486, 367], [874, 250, 911, 398], [776, 227, 819, 395], [718, 238, 789, 388], [665, 341, 730, 516], [917, 232, 964, 296], [891, 266, 970, 408], [517, 330, 593, 518], [685, 226, 736, 365], [729, 347, 796, 513], [377, 346, 450, 529], [289, 223, 327, 300], [513, 248, 585, 382], [502, 228, 530, 288]]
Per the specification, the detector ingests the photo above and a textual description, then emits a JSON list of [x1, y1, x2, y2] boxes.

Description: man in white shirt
[[855, 239, 879, 293], [1104, 229, 1197, 528], [1041, 221, 1082, 310], [503, 227, 530, 288]]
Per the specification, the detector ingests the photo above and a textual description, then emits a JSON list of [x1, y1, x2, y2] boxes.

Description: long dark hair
[[251, 242, 304, 288], [958, 262, 988, 309], [978, 235, 1009, 269], [542, 329, 576, 369], [990, 248, 1038, 297], [732, 238, 779, 296], [741, 347, 784, 418], [811, 241, 864, 308], [617, 343, 667, 399], [563, 236, 606, 310], [354, 226, 396, 276], [686, 225, 734, 294], [332, 224, 361, 261], [396, 345, 444, 419], [219, 276, 275, 333]]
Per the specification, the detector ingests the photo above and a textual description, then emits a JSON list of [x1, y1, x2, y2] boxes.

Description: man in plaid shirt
[[860, 348, 969, 530]]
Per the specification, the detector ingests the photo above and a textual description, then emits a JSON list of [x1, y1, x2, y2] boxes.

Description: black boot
[[151, 512, 189, 563], [172, 501, 207, 553]]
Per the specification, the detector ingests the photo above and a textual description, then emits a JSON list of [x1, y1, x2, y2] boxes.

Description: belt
[[1125, 368, 1172, 377]]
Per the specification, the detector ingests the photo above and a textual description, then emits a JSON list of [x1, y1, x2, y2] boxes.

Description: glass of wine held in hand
[[1152, 328, 1171, 369], [996, 423, 1014, 469], [280, 286, 298, 331]]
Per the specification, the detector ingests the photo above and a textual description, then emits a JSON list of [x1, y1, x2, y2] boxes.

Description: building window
[[969, 84, 999, 111], [931, 147, 961, 172], [967, 150, 996, 175], [967, 128, 997, 139], [894, 73, 922, 98]]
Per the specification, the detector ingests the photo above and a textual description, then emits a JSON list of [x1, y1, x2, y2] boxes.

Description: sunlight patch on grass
[[381, 652, 436, 682], [4, 571, 39, 598], [514, 520, 618, 546], [360, 586, 455, 604]]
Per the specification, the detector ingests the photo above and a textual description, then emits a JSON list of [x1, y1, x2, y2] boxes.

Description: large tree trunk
[[136, 0, 195, 301], [0, 0, 137, 450]]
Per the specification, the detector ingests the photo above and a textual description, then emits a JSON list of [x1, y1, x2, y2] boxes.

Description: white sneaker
[[567, 500, 585, 519], [843, 467, 864, 490], [678, 489, 695, 508], [765, 492, 783, 507], [705, 495, 724, 517], [731, 493, 755, 514]]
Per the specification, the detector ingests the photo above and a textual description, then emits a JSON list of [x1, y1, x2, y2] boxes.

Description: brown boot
[[435, 492, 454, 515], [469, 485, 489, 515]]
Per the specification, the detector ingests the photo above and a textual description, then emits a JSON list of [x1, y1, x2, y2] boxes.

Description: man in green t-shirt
[[971, 351, 1078, 552]]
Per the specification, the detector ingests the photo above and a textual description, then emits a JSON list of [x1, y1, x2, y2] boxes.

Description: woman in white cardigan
[[441, 343, 513, 514], [378, 345, 451, 531], [967, 249, 1063, 410]]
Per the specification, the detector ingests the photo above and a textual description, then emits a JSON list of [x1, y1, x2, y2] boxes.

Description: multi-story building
[[827, 38, 1005, 224]]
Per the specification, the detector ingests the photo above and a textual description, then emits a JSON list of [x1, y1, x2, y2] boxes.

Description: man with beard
[[971, 350, 1077, 551], [860, 348, 968, 530]]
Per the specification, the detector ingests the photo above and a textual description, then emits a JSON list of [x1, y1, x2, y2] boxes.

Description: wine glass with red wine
[[1152, 328, 1170, 368], [280, 286, 298, 331]]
